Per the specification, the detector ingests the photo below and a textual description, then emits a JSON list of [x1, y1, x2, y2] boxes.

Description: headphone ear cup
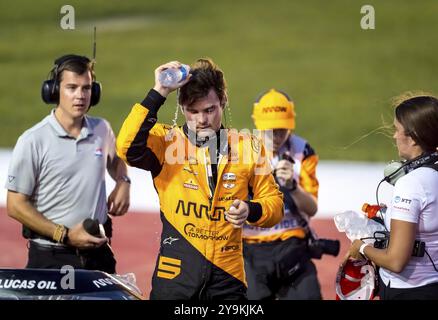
[[90, 81, 101, 107], [41, 79, 59, 104]]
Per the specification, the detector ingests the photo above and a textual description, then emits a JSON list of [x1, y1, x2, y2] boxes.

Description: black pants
[[150, 244, 247, 300], [243, 237, 322, 300], [150, 265, 247, 301], [379, 276, 438, 300], [26, 241, 116, 274]]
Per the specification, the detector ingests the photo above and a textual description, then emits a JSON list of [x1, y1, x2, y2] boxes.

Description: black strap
[[183, 124, 225, 194], [424, 163, 438, 172]]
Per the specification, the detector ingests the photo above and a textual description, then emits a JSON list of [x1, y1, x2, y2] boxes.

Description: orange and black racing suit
[[117, 89, 283, 300]]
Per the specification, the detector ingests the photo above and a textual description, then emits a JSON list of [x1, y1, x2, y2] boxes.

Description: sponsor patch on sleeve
[[392, 195, 412, 212]]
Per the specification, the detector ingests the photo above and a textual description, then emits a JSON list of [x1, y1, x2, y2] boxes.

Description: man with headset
[[5, 54, 130, 273]]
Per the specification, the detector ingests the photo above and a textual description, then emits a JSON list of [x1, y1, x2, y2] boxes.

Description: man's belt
[[22, 216, 113, 243]]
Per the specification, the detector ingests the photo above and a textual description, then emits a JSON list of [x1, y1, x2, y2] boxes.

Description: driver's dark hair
[[178, 58, 228, 108]]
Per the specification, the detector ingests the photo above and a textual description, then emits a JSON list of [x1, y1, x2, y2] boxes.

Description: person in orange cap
[[243, 89, 324, 299]]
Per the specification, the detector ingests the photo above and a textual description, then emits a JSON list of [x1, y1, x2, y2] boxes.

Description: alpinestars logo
[[163, 236, 180, 245]]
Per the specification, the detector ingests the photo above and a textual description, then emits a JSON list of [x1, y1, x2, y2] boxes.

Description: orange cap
[[252, 89, 296, 130], [362, 203, 370, 213], [362, 203, 380, 219]]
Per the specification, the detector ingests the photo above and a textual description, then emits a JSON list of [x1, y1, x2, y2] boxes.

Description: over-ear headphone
[[41, 54, 101, 107], [383, 152, 438, 185]]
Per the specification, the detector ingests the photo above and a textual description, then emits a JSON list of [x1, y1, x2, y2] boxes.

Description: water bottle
[[159, 64, 189, 87], [334, 210, 385, 243]]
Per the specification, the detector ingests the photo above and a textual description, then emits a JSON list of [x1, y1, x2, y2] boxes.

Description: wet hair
[[394, 93, 438, 153], [178, 58, 228, 108]]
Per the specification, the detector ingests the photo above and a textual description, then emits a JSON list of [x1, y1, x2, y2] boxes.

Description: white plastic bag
[[334, 210, 385, 243]]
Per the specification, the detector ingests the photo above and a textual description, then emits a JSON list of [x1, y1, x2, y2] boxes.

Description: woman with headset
[[343, 94, 438, 300]]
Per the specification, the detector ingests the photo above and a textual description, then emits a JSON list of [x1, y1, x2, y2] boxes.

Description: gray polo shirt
[[5, 110, 116, 229]]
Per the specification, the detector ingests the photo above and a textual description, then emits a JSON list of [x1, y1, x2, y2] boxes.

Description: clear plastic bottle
[[334, 210, 385, 243], [159, 64, 189, 87]]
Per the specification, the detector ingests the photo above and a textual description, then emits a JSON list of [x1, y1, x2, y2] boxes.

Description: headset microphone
[[383, 160, 407, 186], [383, 152, 438, 186]]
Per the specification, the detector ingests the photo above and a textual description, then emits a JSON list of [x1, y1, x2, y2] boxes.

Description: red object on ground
[[335, 259, 377, 300]]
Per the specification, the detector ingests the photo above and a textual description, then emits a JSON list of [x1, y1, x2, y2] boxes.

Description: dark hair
[[51, 55, 95, 83], [178, 58, 227, 108], [395, 95, 438, 152]]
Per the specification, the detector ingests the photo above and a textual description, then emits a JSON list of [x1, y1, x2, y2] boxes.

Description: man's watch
[[118, 175, 131, 184]]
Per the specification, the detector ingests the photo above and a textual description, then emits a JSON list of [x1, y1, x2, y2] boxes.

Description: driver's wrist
[[152, 85, 170, 98], [141, 89, 166, 113]]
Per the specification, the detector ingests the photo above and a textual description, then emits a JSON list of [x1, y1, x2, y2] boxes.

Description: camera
[[273, 153, 297, 191], [372, 231, 425, 257], [308, 234, 340, 259]]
